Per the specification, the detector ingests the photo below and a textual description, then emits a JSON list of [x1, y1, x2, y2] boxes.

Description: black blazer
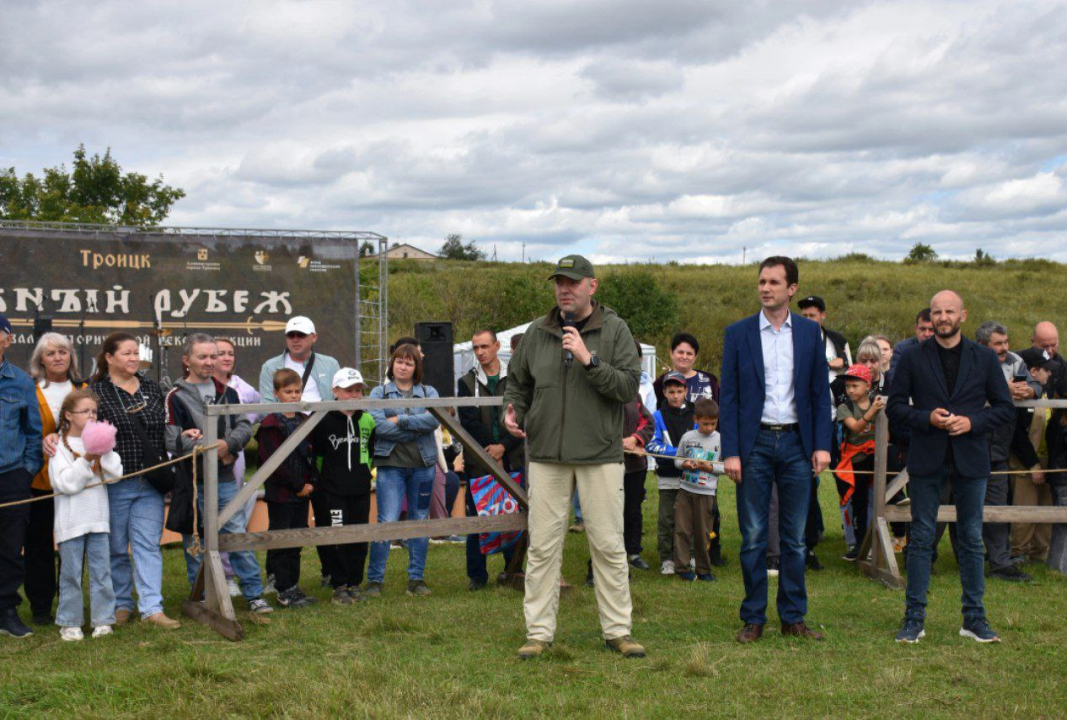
[[887, 337, 1014, 478]]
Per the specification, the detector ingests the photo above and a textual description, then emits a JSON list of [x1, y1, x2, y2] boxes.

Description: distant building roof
[[380, 243, 438, 260]]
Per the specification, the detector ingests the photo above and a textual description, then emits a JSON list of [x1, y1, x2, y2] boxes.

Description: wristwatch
[[584, 355, 600, 370]]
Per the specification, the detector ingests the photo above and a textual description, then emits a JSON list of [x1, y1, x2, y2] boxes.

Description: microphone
[[562, 312, 576, 367]]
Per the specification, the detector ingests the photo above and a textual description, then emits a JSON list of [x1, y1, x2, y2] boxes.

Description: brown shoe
[[517, 639, 552, 660], [605, 635, 646, 658], [114, 608, 132, 627], [781, 621, 824, 640], [142, 612, 181, 630], [736, 623, 764, 643]]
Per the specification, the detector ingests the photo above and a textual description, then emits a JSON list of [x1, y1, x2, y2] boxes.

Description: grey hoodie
[[165, 377, 253, 483]]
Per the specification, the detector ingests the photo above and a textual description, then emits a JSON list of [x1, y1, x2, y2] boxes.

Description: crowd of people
[[0, 253, 1065, 655]]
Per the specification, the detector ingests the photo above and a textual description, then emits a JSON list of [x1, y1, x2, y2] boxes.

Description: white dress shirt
[[759, 310, 798, 424]]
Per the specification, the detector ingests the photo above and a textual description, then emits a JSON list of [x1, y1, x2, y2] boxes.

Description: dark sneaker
[[895, 618, 925, 644], [248, 597, 273, 614], [766, 558, 780, 577], [585, 572, 595, 588], [406, 579, 432, 597], [676, 570, 696, 581], [0, 611, 33, 639], [960, 618, 1000, 643], [781, 622, 824, 640], [991, 565, 1032, 582], [363, 581, 383, 598], [605, 635, 646, 658], [709, 544, 727, 567], [31, 613, 54, 626], [277, 588, 316, 609], [628, 554, 651, 570], [806, 551, 824, 571], [332, 587, 355, 606], [736, 623, 764, 643], [696, 573, 715, 582], [843, 545, 860, 562], [468, 579, 487, 591], [517, 639, 552, 660]]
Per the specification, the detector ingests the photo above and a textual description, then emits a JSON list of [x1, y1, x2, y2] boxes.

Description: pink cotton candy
[[81, 420, 118, 456]]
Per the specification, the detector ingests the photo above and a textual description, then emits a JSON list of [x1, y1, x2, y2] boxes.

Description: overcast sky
[[2, 0, 1066, 263]]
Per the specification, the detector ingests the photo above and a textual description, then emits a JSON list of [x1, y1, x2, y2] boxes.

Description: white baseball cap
[[332, 367, 364, 388], [285, 316, 316, 335]]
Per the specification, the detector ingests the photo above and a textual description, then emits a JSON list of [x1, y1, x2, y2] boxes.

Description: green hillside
[[385, 257, 1066, 373]]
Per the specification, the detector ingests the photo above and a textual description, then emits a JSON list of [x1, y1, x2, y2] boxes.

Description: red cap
[[843, 364, 873, 385]]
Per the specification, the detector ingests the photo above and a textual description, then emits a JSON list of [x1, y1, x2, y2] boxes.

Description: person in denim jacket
[[363, 343, 440, 598]]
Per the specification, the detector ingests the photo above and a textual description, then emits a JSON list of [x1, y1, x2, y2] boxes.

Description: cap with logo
[[286, 316, 316, 335], [548, 255, 595, 281], [1019, 347, 1061, 372], [663, 371, 687, 387], [332, 368, 364, 388], [842, 364, 873, 385], [797, 296, 826, 312], [0, 313, 11, 336]]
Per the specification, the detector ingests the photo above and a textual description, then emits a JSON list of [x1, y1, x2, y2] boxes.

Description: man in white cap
[[258, 316, 341, 404]]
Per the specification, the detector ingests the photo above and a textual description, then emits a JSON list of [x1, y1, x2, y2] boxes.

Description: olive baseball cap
[[548, 254, 595, 281]]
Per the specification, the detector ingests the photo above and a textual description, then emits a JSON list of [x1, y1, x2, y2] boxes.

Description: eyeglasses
[[71, 409, 98, 416], [286, 332, 309, 339]]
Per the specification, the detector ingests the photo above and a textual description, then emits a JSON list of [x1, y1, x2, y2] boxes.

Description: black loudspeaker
[[415, 321, 455, 397], [33, 313, 53, 343]]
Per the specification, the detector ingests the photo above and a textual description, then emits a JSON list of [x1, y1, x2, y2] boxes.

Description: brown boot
[[781, 621, 824, 640], [114, 608, 132, 627], [736, 623, 764, 643], [605, 635, 646, 658], [142, 612, 181, 630], [517, 639, 552, 660]]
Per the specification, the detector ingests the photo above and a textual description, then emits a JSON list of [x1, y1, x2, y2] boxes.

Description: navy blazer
[[720, 312, 832, 464], [886, 337, 1014, 478]]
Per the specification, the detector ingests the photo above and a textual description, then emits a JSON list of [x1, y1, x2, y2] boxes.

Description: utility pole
[[742, 246, 746, 264], [522, 241, 526, 263]]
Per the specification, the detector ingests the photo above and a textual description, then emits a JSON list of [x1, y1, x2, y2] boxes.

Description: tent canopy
[[453, 320, 658, 388]]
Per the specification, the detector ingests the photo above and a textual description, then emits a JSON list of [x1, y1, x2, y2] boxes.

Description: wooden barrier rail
[[187, 395, 526, 641]]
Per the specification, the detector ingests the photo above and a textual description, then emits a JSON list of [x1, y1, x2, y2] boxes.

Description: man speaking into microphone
[[504, 255, 644, 659]]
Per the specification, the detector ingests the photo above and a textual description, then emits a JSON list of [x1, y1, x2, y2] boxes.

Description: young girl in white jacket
[[49, 389, 123, 641]]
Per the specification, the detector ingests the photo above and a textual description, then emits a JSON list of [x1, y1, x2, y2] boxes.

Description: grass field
[[3, 474, 1066, 718]]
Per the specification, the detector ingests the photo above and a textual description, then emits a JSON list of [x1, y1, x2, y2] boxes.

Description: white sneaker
[[227, 577, 241, 597], [660, 560, 675, 575], [91, 625, 113, 638], [690, 558, 696, 570], [60, 626, 84, 641]]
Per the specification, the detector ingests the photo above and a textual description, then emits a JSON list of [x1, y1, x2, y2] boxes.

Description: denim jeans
[[736, 428, 811, 625], [107, 477, 165, 616], [56, 532, 116, 628], [905, 464, 987, 623], [182, 479, 264, 600], [367, 465, 435, 583]]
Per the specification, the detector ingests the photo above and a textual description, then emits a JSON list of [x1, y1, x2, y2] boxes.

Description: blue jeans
[[367, 465, 435, 583], [56, 532, 115, 628], [736, 428, 811, 625], [905, 464, 986, 623], [107, 477, 165, 617], [182, 479, 264, 600]]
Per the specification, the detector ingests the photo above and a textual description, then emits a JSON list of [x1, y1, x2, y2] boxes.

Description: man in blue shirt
[[0, 313, 44, 639]]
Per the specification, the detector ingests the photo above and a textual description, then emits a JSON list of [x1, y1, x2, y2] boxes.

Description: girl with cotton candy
[[48, 389, 123, 641]]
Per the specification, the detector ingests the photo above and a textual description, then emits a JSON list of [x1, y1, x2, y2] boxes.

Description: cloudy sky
[[2, 0, 1066, 263]]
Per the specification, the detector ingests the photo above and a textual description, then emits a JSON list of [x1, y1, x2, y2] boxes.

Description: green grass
[[3, 476, 1066, 718]]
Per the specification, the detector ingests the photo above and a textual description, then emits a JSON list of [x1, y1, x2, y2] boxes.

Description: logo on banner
[[197, 248, 209, 261], [297, 256, 311, 269], [254, 250, 272, 272]]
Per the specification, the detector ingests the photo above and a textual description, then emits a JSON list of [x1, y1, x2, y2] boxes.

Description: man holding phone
[[975, 321, 1041, 582]]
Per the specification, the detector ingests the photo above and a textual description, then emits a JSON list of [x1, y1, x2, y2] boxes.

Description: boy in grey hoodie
[[673, 398, 724, 582]]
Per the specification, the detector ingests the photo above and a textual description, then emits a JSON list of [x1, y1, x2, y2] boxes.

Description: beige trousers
[[524, 461, 631, 642], [1010, 458, 1053, 560]]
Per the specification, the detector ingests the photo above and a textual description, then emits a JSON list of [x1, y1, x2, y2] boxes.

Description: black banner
[[0, 225, 363, 388]]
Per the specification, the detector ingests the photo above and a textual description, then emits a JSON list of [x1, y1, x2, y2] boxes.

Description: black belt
[[760, 422, 798, 432]]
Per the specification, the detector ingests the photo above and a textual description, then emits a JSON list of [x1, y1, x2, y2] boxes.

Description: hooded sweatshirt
[[647, 402, 696, 489], [164, 377, 253, 484], [310, 410, 376, 496], [258, 413, 317, 503], [50, 435, 123, 543]]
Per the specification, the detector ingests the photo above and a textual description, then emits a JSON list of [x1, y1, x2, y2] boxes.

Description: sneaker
[[991, 565, 1033, 582], [709, 549, 727, 568], [248, 598, 274, 614], [697, 573, 715, 582], [31, 613, 54, 626], [347, 586, 364, 602], [429, 537, 447, 545], [605, 635, 646, 658], [60, 626, 84, 642], [517, 639, 552, 660], [960, 618, 1000, 643], [690, 558, 696, 570], [446, 535, 466, 544], [585, 573, 595, 588], [767, 558, 780, 577], [91, 625, 113, 638], [660, 560, 675, 575], [363, 581, 383, 598], [843, 545, 860, 562], [1010, 554, 1027, 566], [628, 554, 650, 570], [406, 579, 432, 597], [227, 577, 241, 597], [142, 612, 181, 629], [277, 588, 316, 609], [677, 570, 696, 581], [895, 618, 925, 644], [332, 587, 355, 606], [569, 522, 585, 534], [263, 574, 277, 595], [806, 551, 824, 571], [468, 579, 488, 591]]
